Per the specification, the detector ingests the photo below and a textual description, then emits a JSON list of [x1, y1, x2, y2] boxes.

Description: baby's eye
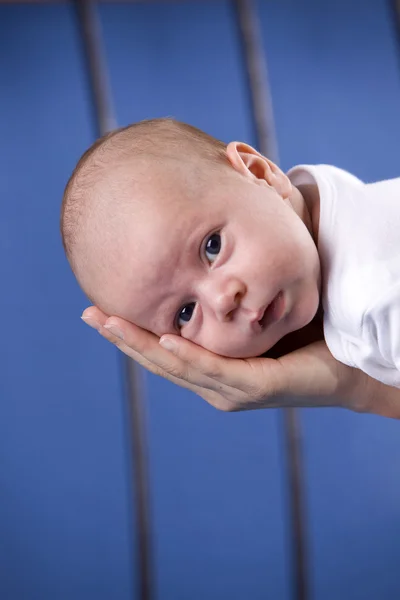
[[176, 302, 195, 329], [205, 232, 221, 263]]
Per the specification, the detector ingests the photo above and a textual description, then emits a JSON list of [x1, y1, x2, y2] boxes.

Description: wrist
[[342, 370, 400, 419]]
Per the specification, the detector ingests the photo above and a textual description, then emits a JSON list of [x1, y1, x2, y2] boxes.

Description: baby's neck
[[290, 183, 320, 246]]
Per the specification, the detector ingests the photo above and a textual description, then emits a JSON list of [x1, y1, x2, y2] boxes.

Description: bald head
[[60, 118, 228, 308]]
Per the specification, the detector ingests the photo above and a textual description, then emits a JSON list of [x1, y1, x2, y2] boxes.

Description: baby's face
[[100, 161, 321, 358]]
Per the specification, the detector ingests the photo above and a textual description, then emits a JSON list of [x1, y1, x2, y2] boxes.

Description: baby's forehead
[[104, 156, 196, 197], [93, 156, 233, 260]]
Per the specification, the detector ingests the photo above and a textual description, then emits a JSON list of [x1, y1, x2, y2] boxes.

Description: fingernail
[[159, 338, 176, 352], [81, 316, 102, 333], [104, 324, 124, 341]]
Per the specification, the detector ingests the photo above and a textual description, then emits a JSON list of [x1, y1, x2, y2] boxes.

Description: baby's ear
[[226, 141, 291, 199]]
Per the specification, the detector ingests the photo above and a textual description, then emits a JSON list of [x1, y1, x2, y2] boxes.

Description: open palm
[[82, 307, 364, 412]]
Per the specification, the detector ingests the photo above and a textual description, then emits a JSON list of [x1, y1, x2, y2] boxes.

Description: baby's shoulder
[[323, 255, 400, 336]]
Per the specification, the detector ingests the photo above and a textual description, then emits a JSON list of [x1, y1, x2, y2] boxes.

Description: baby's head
[[61, 118, 321, 358]]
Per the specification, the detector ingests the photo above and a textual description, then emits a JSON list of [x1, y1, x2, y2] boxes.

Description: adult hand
[[81, 306, 382, 415]]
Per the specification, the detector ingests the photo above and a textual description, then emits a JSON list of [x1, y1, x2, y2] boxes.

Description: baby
[[61, 118, 400, 389]]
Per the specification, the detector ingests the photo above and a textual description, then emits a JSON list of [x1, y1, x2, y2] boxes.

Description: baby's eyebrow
[[151, 218, 206, 333], [156, 301, 179, 334], [156, 276, 197, 334], [148, 280, 185, 334]]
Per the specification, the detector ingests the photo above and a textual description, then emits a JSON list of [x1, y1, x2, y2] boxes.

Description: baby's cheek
[[185, 327, 232, 356]]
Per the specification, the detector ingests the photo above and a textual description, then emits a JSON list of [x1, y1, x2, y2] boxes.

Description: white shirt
[[287, 164, 400, 388]]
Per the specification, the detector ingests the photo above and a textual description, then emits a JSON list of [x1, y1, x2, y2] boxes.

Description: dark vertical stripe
[[123, 352, 154, 600], [391, 0, 400, 44], [232, 2, 309, 599], [232, 0, 278, 161], [74, 0, 116, 135], [282, 408, 308, 600], [74, 3, 154, 599]]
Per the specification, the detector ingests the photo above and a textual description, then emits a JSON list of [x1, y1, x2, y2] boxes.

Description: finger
[[80, 312, 282, 411], [103, 317, 230, 391], [159, 334, 239, 380], [83, 311, 234, 390], [82, 306, 109, 325], [100, 323, 233, 409], [82, 310, 165, 370], [159, 334, 281, 397], [90, 318, 185, 378], [82, 313, 222, 399]]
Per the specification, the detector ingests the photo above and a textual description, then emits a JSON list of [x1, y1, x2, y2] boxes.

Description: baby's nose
[[212, 277, 246, 321]]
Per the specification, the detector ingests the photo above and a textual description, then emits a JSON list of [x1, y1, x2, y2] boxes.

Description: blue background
[[1, 1, 400, 599]]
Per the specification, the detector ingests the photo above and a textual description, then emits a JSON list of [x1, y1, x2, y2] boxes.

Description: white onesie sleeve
[[355, 283, 400, 388]]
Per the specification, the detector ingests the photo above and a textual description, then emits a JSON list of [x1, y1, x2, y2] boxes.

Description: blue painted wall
[[1, 2, 400, 599], [0, 5, 135, 600]]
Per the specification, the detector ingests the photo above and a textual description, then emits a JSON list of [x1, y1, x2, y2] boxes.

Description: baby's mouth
[[258, 306, 270, 329], [258, 291, 285, 330]]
